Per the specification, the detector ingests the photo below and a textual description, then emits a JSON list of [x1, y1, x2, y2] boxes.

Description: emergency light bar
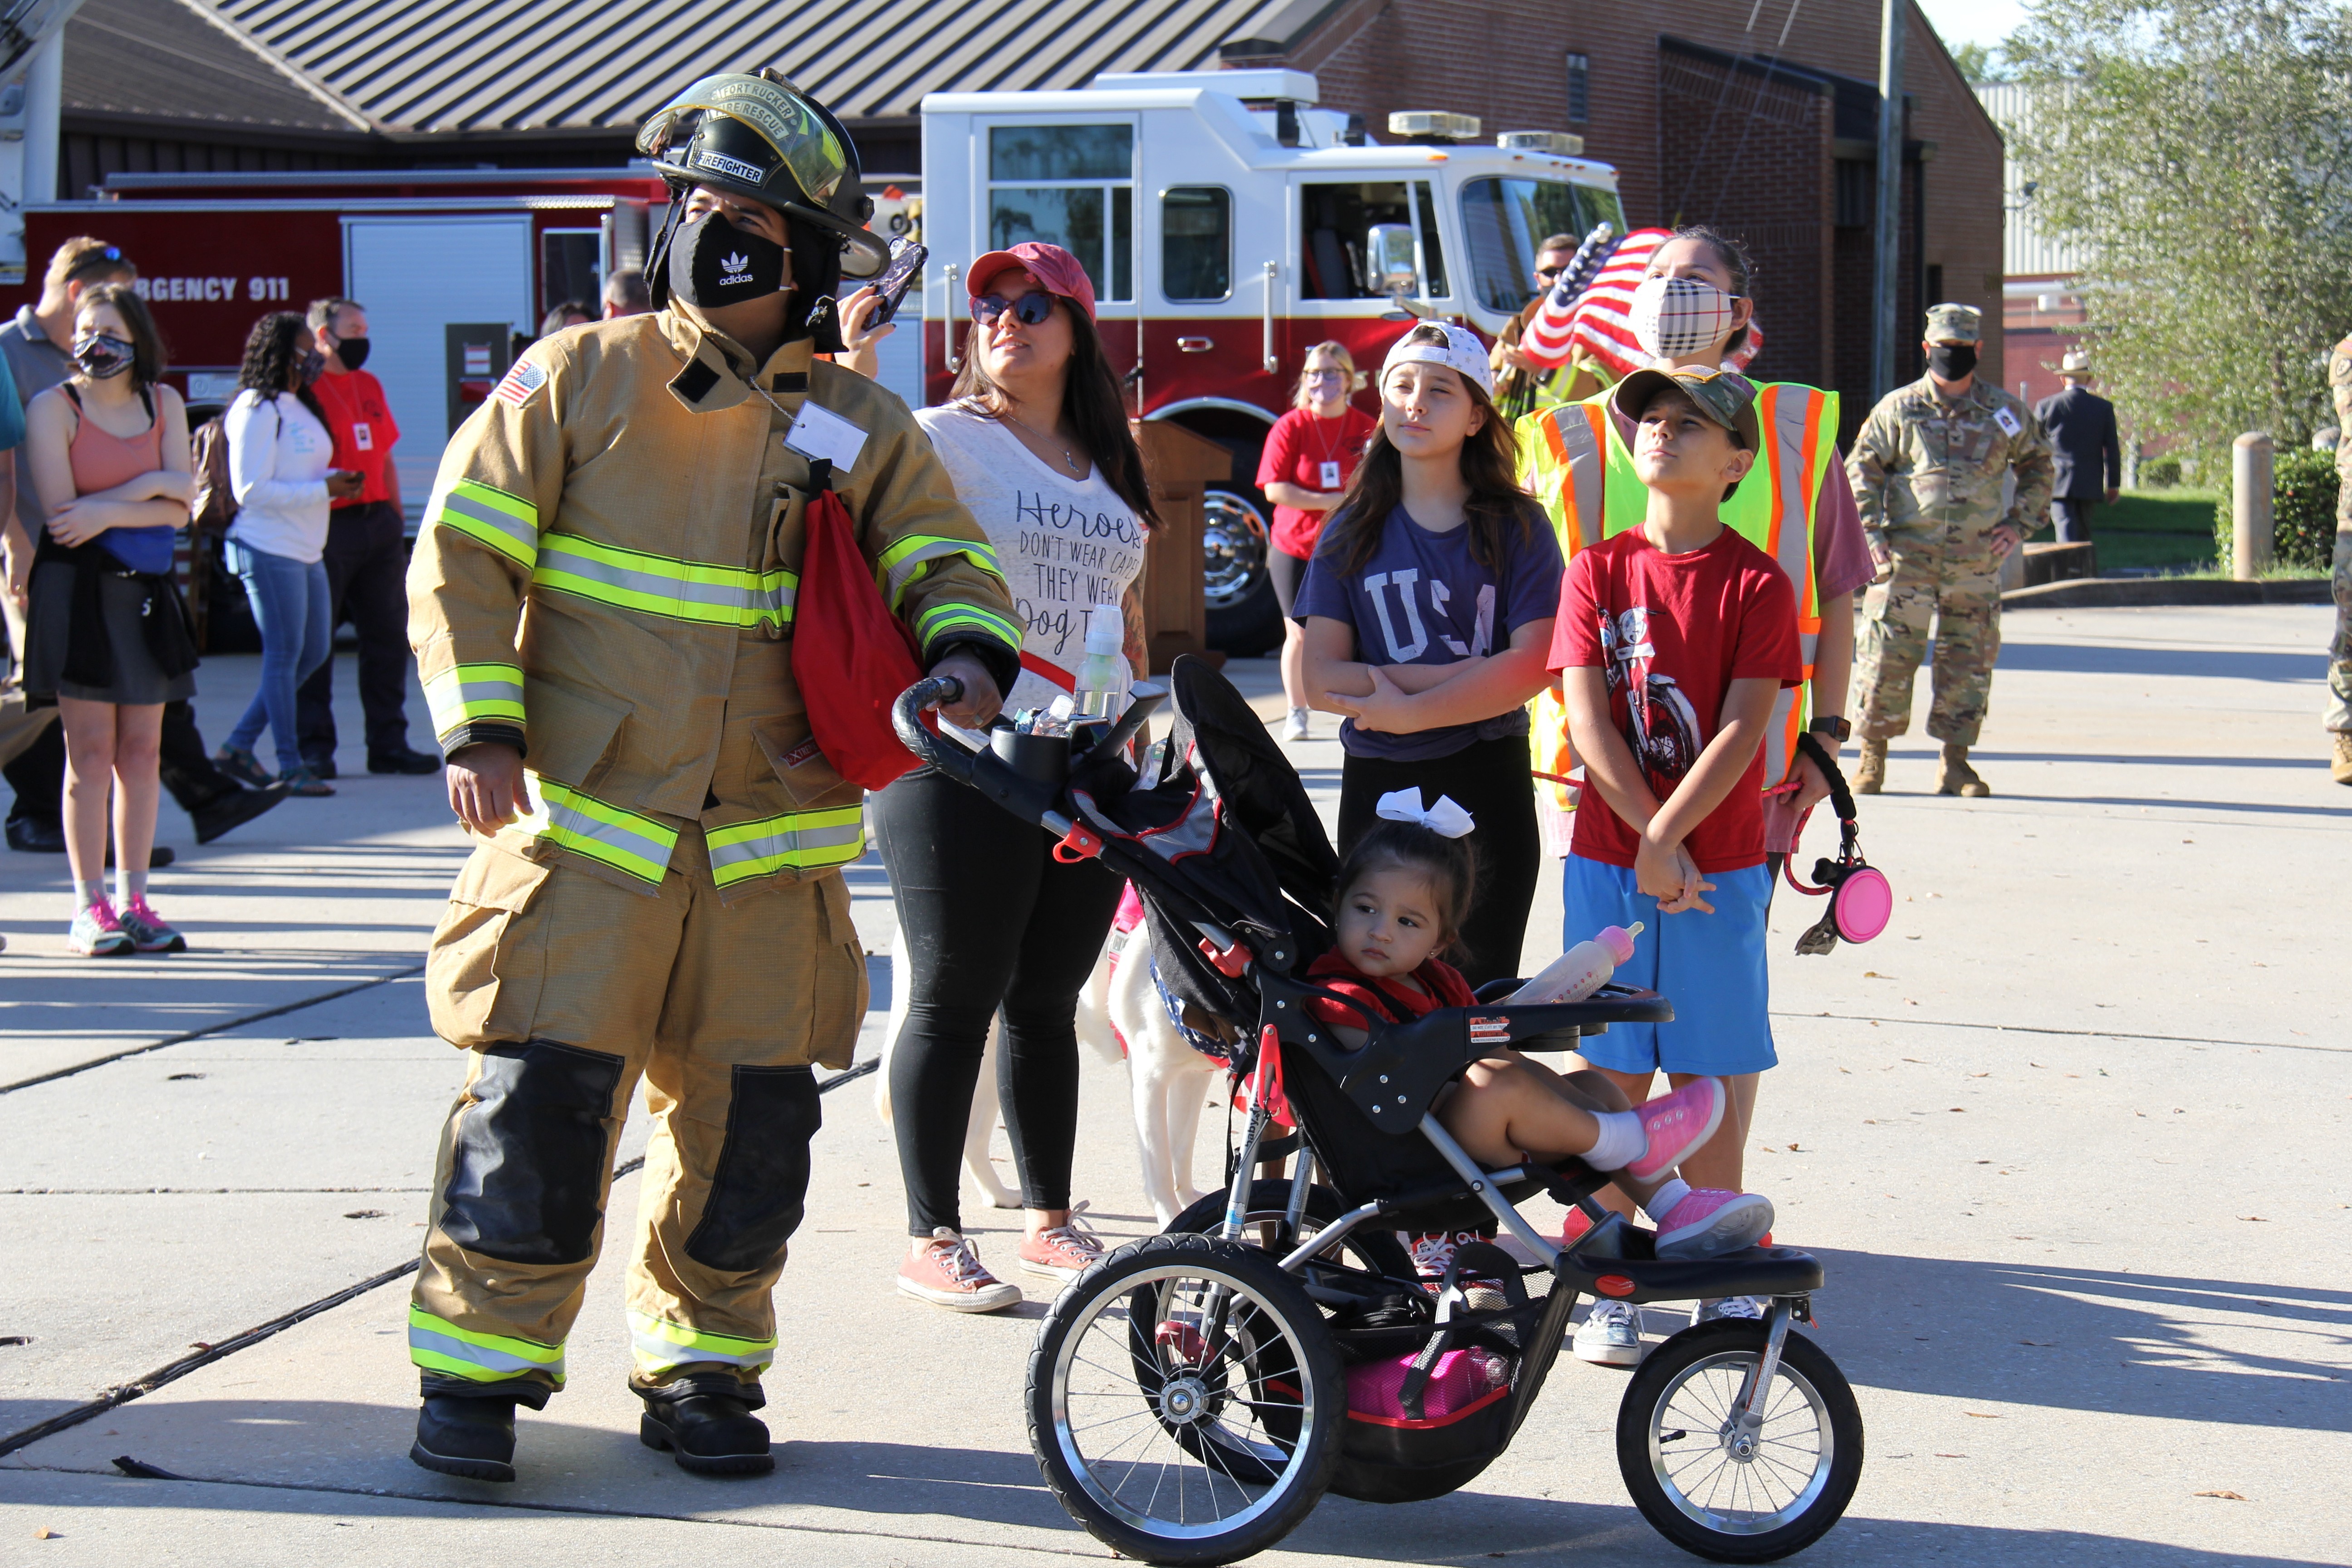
[[1498, 130, 1584, 156], [1388, 111, 1481, 142]]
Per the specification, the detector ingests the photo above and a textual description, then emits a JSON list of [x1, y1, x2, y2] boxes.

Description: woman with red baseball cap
[[870, 241, 1159, 1312]]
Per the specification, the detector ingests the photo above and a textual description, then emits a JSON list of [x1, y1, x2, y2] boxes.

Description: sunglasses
[[1536, 264, 1567, 279], [970, 291, 1056, 326]]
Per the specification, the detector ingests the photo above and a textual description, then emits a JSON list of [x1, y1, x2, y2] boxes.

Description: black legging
[[1336, 733, 1540, 991], [872, 765, 1124, 1236]]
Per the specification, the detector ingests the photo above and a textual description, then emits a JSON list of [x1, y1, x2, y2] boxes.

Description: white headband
[[1380, 323, 1495, 398], [1375, 789, 1476, 839]]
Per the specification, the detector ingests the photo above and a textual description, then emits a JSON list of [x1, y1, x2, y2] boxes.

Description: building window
[[988, 123, 1134, 303], [1564, 53, 1591, 123], [1833, 160, 1873, 229], [1161, 186, 1232, 302]]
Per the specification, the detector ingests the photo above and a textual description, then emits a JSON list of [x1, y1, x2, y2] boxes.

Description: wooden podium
[[1131, 420, 1234, 673]]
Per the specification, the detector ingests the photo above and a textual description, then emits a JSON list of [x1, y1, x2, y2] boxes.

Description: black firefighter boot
[[411, 1392, 519, 1483], [637, 1374, 774, 1476]]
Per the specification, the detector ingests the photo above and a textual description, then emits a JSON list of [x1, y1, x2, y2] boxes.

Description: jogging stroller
[[892, 659, 1862, 1566]]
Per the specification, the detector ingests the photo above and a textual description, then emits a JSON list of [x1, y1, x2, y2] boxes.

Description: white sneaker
[[1690, 1295, 1768, 1325], [1573, 1299, 1642, 1367], [898, 1228, 1022, 1312], [1282, 707, 1311, 741]]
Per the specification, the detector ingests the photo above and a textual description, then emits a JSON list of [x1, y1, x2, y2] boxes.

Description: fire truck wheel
[[1204, 485, 1282, 657]]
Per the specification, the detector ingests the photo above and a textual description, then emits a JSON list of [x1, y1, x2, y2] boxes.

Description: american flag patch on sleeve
[[494, 359, 548, 406]]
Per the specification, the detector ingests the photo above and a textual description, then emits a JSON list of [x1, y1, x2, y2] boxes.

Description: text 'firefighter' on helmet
[[636, 70, 889, 281]]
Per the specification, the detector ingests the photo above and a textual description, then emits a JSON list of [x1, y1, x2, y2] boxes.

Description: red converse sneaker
[[897, 1229, 1020, 1313]]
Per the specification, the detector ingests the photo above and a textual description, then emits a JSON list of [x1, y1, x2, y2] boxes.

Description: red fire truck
[[921, 67, 1624, 651], [1, 66, 1620, 653]]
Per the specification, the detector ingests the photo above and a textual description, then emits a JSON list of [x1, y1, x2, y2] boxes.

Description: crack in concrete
[[0, 965, 428, 1097]]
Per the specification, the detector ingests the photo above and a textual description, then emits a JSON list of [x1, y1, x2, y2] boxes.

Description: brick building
[[45, 0, 2002, 436]]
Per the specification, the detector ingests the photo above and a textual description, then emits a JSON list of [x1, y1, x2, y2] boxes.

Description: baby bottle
[[1506, 922, 1643, 1004]]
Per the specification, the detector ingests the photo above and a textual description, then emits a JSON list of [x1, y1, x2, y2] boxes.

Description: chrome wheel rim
[[1202, 490, 1270, 610], [1648, 1349, 1833, 1535], [1050, 1260, 1321, 1539]]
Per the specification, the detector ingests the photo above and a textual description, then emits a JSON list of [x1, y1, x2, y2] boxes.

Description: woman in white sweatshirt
[[213, 313, 361, 796]]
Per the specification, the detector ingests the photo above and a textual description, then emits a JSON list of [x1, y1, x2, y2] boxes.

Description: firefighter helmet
[[637, 71, 888, 284]]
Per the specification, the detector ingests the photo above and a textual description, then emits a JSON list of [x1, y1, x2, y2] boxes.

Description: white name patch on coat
[[785, 401, 868, 472], [1992, 405, 2022, 437]]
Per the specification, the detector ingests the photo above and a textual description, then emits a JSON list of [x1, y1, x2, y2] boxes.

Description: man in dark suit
[[2034, 349, 2122, 547]]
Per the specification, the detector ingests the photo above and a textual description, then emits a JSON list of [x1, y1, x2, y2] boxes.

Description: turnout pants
[[1856, 530, 2003, 747], [409, 829, 867, 1406]]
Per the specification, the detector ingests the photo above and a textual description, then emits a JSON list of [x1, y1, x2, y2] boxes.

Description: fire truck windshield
[[1459, 177, 1629, 314]]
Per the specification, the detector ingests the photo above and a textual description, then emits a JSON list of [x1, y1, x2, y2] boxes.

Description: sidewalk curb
[[2002, 576, 2333, 610]]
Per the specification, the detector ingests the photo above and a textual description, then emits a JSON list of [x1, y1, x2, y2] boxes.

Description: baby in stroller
[[1307, 791, 1776, 1264]]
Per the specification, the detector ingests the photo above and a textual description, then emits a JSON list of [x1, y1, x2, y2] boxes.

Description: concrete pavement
[[1, 610, 2346, 1566]]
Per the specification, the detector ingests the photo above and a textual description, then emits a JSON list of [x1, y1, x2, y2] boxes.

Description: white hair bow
[[1374, 789, 1476, 839]]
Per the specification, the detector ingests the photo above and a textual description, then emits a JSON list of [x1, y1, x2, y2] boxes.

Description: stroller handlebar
[[892, 676, 977, 783]]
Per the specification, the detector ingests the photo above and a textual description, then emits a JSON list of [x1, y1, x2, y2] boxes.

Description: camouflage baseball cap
[[1924, 302, 1982, 343], [1611, 363, 1762, 451]]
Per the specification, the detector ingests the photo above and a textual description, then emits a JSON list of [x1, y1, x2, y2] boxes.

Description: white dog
[[874, 912, 1228, 1227]]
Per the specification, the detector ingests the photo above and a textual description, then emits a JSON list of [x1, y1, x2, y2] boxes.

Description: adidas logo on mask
[[720, 251, 753, 286]]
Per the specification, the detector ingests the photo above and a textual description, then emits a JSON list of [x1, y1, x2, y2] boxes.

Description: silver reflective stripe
[[1769, 388, 1818, 597], [408, 1324, 565, 1380], [534, 536, 795, 628], [1553, 406, 1603, 551]]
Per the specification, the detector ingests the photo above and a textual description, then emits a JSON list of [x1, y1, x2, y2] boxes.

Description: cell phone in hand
[[866, 239, 928, 328]]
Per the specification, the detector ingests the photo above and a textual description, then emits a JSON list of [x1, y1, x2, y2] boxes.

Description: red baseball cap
[[965, 241, 1097, 322]]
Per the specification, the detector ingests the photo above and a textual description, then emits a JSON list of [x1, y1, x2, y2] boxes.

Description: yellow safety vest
[[1518, 381, 1839, 813]]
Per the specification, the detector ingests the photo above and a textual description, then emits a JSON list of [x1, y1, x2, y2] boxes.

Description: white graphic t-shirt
[[914, 401, 1147, 740]]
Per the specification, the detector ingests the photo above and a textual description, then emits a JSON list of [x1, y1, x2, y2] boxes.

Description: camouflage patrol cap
[[1924, 302, 1981, 343]]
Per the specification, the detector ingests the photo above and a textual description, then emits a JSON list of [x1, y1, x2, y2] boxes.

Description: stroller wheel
[[1029, 1232, 1343, 1566], [1615, 1318, 1864, 1563]]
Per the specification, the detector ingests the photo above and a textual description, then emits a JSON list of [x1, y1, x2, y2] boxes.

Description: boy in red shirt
[[1549, 365, 1799, 1337]]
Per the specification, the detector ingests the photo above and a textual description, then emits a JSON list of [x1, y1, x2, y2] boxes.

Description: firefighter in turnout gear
[[1848, 303, 2054, 797], [403, 71, 1021, 1484]]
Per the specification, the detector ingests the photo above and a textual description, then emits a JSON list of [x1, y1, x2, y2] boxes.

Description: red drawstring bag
[[790, 485, 929, 791]]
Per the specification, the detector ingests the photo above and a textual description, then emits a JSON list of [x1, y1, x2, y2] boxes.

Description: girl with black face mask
[[18, 282, 199, 956]]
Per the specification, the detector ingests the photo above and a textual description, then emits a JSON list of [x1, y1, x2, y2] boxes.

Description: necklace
[[997, 404, 1083, 475]]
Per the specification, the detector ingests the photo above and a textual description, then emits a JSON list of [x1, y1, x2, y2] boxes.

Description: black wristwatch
[[1808, 715, 1852, 743]]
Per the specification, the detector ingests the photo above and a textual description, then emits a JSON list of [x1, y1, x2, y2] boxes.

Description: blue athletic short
[[1559, 855, 1777, 1077]]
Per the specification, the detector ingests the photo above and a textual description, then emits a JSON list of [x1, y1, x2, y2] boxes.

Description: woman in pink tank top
[[20, 282, 196, 956]]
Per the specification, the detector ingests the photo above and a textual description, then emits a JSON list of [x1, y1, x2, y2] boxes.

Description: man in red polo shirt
[[298, 297, 440, 775]]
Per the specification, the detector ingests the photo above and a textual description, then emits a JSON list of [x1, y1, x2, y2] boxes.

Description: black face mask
[[299, 349, 327, 387], [333, 336, 370, 372], [1928, 343, 1978, 381], [667, 209, 788, 310]]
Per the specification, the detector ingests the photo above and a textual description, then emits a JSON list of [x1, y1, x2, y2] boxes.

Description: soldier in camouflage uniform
[[2327, 334, 2352, 784], [1847, 304, 2054, 797]]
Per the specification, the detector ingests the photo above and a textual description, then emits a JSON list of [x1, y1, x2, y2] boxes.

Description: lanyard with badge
[[1308, 412, 1352, 492]]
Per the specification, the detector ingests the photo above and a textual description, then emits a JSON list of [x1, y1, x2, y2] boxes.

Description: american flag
[[1520, 227, 1764, 379]]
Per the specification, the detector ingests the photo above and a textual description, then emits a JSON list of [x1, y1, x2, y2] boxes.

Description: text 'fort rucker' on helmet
[[636, 70, 891, 296]]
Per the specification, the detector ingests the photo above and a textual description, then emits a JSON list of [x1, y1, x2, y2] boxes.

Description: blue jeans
[[224, 539, 333, 773]]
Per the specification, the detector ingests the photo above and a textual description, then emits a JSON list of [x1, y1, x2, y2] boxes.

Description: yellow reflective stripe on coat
[[705, 805, 866, 887], [913, 599, 1024, 652], [627, 1310, 776, 1373], [533, 534, 797, 631], [875, 533, 1005, 612], [433, 480, 539, 568], [513, 774, 680, 885], [422, 662, 525, 741], [408, 1305, 565, 1384]]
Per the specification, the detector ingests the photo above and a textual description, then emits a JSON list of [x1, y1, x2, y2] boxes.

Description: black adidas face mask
[[667, 209, 788, 310]]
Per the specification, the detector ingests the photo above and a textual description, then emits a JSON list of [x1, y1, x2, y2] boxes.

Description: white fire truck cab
[[919, 67, 1625, 651]]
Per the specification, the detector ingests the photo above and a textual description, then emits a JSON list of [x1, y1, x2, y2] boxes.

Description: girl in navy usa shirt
[[1295, 323, 1565, 987]]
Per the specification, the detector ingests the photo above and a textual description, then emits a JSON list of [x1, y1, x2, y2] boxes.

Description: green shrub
[[2211, 445, 2339, 570], [2140, 455, 2183, 487]]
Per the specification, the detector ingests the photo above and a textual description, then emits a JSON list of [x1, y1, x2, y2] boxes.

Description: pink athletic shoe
[[1654, 1189, 1775, 1259], [1622, 1078, 1728, 1183]]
